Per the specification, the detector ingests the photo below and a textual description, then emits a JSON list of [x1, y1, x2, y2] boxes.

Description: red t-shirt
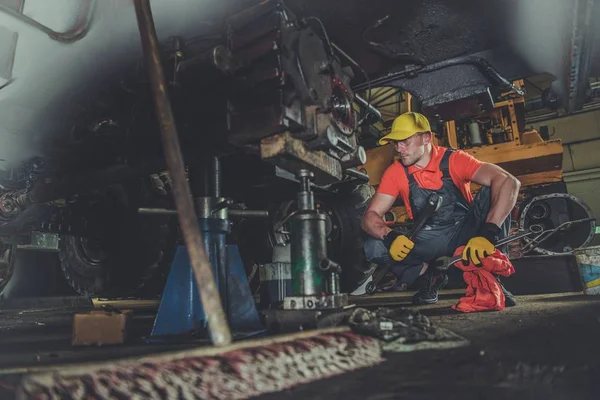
[[377, 146, 483, 219]]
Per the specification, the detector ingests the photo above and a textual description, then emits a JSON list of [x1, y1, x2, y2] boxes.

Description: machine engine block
[[215, 0, 365, 184]]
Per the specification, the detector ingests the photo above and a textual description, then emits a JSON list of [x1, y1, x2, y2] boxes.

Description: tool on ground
[[435, 217, 596, 271], [365, 193, 444, 294]]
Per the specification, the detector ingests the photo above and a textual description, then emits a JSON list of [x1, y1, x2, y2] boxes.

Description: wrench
[[433, 217, 596, 271], [365, 193, 444, 294], [434, 227, 540, 271]]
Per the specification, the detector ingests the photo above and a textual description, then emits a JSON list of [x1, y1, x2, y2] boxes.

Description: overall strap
[[404, 148, 454, 184], [440, 149, 453, 179], [403, 164, 415, 185]]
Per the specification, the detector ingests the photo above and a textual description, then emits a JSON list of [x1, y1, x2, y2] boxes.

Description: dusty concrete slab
[[0, 292, 598, 399], [260, 292, 600, 400]]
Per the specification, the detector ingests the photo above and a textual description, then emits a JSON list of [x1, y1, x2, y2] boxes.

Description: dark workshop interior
[[0, 0, 599, 398]]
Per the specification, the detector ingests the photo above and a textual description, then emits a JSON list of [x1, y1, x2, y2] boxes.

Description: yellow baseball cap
[[378, 112, 431, 145]]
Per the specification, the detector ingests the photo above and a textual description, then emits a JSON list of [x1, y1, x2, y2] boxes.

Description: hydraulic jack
[[282, 169, 348, 310]]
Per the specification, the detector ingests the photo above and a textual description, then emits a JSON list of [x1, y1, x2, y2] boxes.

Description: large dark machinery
[[217, 1, 366, 184], [0, 0, 367, 300], [0, 0, 597, 302]]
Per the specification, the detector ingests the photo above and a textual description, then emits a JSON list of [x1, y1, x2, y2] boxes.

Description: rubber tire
[[58, 179, 177, 298], [326, 195, 376, 293]]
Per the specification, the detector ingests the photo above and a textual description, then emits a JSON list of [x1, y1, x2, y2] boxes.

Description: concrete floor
[[0, 291, 598, 398], [261, 291, 600, 400]]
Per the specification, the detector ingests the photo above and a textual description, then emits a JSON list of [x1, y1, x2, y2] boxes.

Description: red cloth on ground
[[451, 246, 515, 313]]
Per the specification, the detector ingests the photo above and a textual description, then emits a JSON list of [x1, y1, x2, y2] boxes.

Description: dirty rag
[[452, 246, 515, 312]]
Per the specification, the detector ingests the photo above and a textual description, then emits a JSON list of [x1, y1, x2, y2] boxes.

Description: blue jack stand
[[151, 215, 263, 338]]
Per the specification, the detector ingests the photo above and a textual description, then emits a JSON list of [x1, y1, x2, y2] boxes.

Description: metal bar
[[368, 87, 397, 103], [354, 93, 382, 123], [212, 156, 221, 198], [374, 99, 403, 109], [522, 217, 596, 254], [138, 207, 177, 215], [372, 88, 402, 107], [353, 56, 525, 97], [435, 229, 537, 270], [139, 207, 270, 218], [344, 168, 370, 182], [0, 0, 96, 43], [228, 209, 269, 218], [133, 0, 231, 346]]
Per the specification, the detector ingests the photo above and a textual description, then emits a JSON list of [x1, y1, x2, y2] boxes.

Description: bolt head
[[297, 169, 314, 179]]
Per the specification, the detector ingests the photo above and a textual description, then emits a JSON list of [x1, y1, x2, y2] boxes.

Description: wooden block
[[72, 310, 132, 346]]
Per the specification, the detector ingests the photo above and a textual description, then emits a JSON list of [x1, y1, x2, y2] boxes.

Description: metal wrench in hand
[[365, 193, 443, 294], [434, 226, 541, 271]]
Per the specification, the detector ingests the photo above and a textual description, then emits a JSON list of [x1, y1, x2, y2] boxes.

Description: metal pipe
[[354, 93, 381, 122], [212, 199, 233, 214], [353, 56, 526, 97], [0, 0, 96, 43], [139, 207, 177, 215], [329, 272, 340, 295], [133, 0, 231, 346], [139, 207, 270, 218], [371, 88, 403, 107], [228, 209, 269, 218], [212, 156, 221, 198], [344, 168, 370, 182]]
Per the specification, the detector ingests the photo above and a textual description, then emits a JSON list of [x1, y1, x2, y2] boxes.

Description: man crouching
[[360, 112, 520, 306]]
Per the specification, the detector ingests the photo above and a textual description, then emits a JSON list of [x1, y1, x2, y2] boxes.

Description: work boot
[[496, 276, 517, 307], [412, 271, 448, 305]]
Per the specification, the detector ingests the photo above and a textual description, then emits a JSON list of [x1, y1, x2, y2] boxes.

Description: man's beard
[[399, 153, 419, 167]]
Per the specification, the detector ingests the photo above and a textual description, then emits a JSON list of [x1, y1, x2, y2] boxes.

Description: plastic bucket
[[573, 245, 600, 295]]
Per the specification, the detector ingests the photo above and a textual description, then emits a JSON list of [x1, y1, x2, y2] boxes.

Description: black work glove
[[479, 222, 501, 245], [382, 230, 399, 248]]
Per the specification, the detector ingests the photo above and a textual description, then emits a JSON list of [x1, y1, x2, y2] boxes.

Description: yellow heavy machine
[[358, 81, 595, 258]]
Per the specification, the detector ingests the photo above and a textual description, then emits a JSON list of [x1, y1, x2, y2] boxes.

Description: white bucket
[[573, 245, 600, 295]]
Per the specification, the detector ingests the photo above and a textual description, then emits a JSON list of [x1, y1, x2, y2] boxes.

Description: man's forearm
[[361, 211, 392, 240], [486, 175, 520, 227]]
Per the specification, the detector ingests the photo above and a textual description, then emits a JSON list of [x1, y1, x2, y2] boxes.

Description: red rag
[[451, 246, 515, 313]]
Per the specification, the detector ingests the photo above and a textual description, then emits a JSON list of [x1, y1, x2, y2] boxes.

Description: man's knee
[[363, 236, 390, 265]]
